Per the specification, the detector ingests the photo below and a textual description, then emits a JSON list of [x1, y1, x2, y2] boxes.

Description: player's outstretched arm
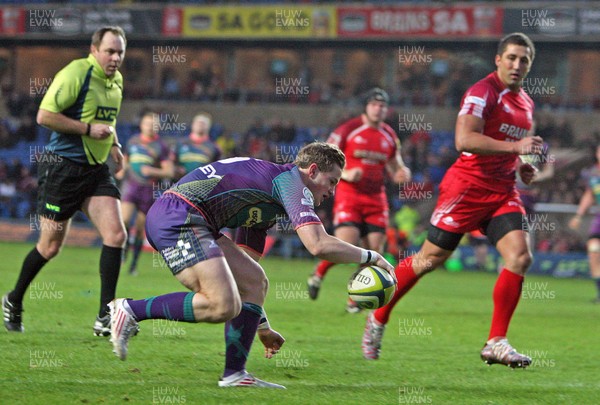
[[238, 245, 286, 358], [296, 223, 393, 273]]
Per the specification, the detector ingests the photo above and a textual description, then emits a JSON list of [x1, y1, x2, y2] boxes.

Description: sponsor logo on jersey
[[354, 149, 388, 162], [162, 239, 196, 269], [45, 202, 61, 213], [244, 207, 263, 226], [94, 106, 118, 121], [301, 187, 314, 207], [199, 164, 222, 179], [300, 211, 320, 220], [499, 123, 528, 139], [353, 135, 367, 144], [442, 216, 460, 228]]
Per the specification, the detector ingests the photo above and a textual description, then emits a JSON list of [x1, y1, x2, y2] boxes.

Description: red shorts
[[430, 174, 525, 234], [333, 191, 388, 231]]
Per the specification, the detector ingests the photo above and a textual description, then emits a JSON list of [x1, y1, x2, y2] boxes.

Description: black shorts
[[37, 153, 120, 221]]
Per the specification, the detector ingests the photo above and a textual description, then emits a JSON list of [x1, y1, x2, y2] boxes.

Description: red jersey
[[328, 117, 399, 196], [451, 71, 534, 193]]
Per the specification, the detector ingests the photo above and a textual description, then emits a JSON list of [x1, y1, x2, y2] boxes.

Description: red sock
[[315, 260, 335, 278], [488, 269, 524, 340], [373, 257, 419, 325]]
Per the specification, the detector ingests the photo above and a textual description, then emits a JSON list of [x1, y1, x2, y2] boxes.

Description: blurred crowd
[[145, 55, 595, 111], [1, 86, 598, 254]]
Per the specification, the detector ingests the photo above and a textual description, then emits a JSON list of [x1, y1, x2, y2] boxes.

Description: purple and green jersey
[[587, 167, 600, 238], [160, 157, 321, 256], [125, 135, 171, 186], [175, 138, 221, 175]]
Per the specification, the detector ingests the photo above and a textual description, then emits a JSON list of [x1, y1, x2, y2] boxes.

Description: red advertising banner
[[0, 7, 25, 35], [162, 7, 183, 36], [337, 6, 503, 38]]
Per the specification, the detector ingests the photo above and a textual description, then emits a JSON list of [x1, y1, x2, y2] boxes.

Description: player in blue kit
[[108, 142, 394, 388]]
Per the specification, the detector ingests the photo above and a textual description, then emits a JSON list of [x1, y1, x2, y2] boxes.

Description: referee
[[3, 26, 128, 336]]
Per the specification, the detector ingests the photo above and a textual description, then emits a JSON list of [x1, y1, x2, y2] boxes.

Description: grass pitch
[[0, 241, 598, 404]]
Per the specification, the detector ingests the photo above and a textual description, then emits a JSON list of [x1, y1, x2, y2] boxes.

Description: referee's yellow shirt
[[40, 54, 123, 165]]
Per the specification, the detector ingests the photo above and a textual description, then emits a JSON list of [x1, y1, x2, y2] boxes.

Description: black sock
[[9, 248, 49, 305], [99, 245, 122, 318], [594, 278, 600, 298]]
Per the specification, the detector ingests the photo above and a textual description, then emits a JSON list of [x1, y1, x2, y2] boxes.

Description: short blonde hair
[[193, 112, 212, 128], [294, 142, 345, 172]]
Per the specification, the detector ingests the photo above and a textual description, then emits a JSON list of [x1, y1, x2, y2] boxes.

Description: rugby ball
[[348, 265, 396, 309]]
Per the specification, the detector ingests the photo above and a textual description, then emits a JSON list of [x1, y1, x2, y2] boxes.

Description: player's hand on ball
[[371, 252, 396, 282], [518, 163, 537, 185], [258, 328, 286, 359]]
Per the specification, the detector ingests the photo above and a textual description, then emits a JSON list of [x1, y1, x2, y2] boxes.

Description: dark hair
[[497, 32, 535, 61], [364, 87, 390, 105], [91, 26, 127, 48], [141, 110, 157, 120], [294, 142, 345, 172]]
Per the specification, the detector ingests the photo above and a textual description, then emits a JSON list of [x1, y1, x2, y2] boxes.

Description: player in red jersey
[[362, 33, 544, 368], [307, 88, 411, 312]]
